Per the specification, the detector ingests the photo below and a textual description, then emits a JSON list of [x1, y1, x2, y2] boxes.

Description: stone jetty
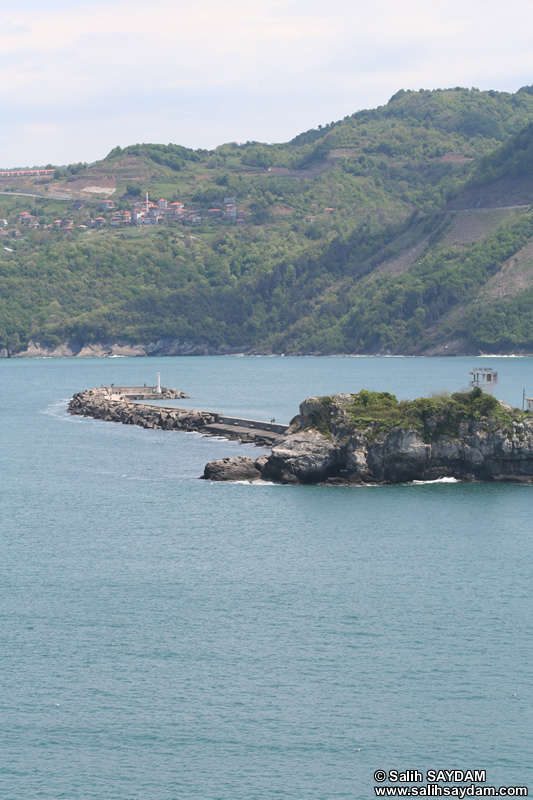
[[67, 386, 288, 447]]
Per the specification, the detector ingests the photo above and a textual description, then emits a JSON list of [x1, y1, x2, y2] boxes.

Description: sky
[[1, 0, 532, 167]]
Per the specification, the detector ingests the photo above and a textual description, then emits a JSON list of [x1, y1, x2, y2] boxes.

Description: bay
[[1, 356, 532, 799]]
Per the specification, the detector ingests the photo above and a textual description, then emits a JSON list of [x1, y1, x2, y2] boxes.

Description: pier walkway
[[138, 403, 289, 444]]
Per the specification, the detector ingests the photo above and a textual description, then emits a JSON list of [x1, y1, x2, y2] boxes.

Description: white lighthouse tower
[[156, 372, 162, 394]]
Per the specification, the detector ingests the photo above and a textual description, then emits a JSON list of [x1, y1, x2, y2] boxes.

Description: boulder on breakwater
[[202, 389, 533, 484]]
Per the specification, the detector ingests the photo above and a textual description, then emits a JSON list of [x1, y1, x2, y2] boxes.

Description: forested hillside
[[2, 86, 533, 356]]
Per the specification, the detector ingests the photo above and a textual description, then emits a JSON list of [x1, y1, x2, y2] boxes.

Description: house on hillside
[[17, 212, 35, 224], [167, 203, 186, 219], [127, 198, 188, 225]]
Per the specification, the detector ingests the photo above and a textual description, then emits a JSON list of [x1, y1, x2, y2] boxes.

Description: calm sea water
[[1, 356, 532, 800]]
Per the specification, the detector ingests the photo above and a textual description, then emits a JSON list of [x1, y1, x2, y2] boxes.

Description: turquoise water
[[1, 356, 532, 799]]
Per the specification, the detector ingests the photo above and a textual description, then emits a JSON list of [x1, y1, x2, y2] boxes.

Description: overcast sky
[[1, 0, 532, 167]]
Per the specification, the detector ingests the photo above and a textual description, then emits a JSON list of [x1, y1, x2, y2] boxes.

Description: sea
[[1, 355, 532, 800]]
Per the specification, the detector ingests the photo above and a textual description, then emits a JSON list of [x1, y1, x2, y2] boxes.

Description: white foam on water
[[232, 479, 279, 485], [40, 399, 70, 419], [410, 477, 460, 485]]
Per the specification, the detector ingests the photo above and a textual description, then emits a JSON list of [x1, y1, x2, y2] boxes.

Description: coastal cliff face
[[204, 391, 533, 484], [7, 339, 233, 358]]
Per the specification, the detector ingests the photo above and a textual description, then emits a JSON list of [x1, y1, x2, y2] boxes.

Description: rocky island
[[202, 389, 533, 484]]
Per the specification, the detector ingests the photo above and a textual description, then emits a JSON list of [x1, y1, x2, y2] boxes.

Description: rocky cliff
[[7, 339, 238, 358], [203, 390, 533, 484]]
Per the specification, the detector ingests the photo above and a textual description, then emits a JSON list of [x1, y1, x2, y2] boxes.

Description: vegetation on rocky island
[[310, 389, 526, 441]]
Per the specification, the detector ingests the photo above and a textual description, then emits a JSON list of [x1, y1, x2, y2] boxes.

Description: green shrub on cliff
[[342, 388, 524, 439]]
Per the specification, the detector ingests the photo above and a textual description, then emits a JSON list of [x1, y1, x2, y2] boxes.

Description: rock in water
[[202, 456, 264, 482]]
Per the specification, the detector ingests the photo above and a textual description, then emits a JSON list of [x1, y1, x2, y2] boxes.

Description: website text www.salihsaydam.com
[[374, 786, 528, 797]]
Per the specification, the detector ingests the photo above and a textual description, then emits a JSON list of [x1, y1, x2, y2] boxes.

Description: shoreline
[[3, 339, 533, 360]]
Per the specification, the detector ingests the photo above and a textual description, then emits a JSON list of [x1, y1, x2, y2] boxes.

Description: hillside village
[[0, 194, 248, 239], [0, 188, 335, 240]]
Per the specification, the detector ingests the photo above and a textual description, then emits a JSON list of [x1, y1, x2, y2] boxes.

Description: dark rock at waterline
[[202, 455, 268, 482]]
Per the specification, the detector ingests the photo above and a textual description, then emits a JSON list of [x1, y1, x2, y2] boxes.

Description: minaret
[[146, 191, 149, 214]]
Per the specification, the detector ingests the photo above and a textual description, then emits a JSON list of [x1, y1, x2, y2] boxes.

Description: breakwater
[[68, 387, 288, 446]]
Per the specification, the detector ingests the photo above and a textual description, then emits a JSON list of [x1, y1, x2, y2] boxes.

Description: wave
[[477, 353, 529, 358], [410, 477, 460, 485], [233, 479, 279, 485], [40, 399, 70, 419]]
